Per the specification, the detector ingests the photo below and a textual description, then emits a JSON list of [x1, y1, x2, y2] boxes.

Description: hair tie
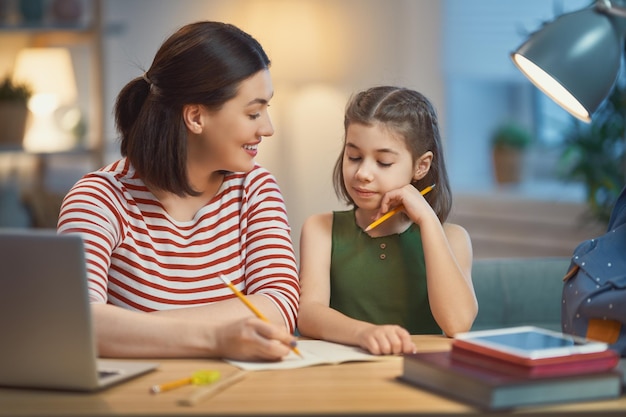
[[142, 72, 157, 94]]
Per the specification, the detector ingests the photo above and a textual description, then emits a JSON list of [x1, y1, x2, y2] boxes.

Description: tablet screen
[[475, 330, 586, 350], [454, 326, 608, 359]]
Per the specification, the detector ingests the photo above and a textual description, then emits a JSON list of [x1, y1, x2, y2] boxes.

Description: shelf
[[0, 144, 98, 156], [0, 0, 103, 228], [0, 23, 94, 31]]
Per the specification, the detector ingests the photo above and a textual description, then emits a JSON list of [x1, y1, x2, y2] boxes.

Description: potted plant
[[0, 76, 32, 147], [490, 121, 533, 184], [557, 74, 626, 226]]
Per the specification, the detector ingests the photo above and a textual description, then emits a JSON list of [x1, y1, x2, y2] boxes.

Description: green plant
[[490, 122, 533, 150], [0, 76, 32, 102], [558, 75, 626, 225]]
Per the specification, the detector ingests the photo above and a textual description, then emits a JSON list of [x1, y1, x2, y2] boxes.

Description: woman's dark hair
[[332, 86, 452, 223], [114, 21, 270, 196]]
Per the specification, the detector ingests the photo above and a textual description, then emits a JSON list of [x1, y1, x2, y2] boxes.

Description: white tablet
[[453, 326, 608, 360]]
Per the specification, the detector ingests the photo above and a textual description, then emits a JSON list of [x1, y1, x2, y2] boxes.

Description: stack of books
[[400, 326, 623, 411]]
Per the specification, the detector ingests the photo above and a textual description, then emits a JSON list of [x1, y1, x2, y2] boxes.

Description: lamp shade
[[11, 48, 79, 152], [511, 8, 626, 123], [12, 47, 78, 114]]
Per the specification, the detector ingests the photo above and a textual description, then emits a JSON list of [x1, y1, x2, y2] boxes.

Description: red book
[[451, 338, 619, 367], [450, 343, 620, 377]]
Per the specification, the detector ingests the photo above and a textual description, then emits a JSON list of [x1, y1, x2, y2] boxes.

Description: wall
[[98, 0, 604, 261], [101, 0, 444, 258]]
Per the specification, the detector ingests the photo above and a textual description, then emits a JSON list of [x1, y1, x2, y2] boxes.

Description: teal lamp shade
[[511, 7, 626, 123]]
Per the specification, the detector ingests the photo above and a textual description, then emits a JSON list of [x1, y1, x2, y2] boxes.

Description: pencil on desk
[[364, 184, 436, 232], [178, 370, 247, 406], [150, 370, 220, 394], [218, 274, 302, 357], [150, 376, 191, 394]]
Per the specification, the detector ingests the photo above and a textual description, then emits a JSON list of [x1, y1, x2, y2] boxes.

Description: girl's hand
[[356, 324, 416, 355], [213, 317, 297, 361], [378, 184, 435, 226]]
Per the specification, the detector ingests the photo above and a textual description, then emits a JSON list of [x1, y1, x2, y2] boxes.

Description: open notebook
[[0, 229, 158, 391], [226, 339, 397, 371]]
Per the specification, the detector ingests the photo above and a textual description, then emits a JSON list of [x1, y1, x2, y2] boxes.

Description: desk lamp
[[511, 0, 626, 123]]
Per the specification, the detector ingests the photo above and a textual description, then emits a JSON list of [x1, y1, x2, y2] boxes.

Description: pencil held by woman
[[219, 275, 302, 357]]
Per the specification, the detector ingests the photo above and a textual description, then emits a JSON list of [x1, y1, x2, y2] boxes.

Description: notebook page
[[226, 339, 395, 371]]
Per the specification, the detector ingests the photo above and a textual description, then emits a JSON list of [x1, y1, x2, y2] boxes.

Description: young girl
[[57, 21, 299, 361], [297, 86, 477, 355]]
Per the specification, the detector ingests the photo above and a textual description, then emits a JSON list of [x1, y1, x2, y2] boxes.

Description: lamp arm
[[596, 0, 626, 18]]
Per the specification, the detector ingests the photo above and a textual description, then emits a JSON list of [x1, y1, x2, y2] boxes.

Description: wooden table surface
[[1, 335, 624, 416]]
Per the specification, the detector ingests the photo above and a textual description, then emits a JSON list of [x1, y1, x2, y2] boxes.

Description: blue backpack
[[562, 186, 626, 357]]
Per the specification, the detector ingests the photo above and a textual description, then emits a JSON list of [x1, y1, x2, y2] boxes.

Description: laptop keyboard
[[98, 369, 121, 378]]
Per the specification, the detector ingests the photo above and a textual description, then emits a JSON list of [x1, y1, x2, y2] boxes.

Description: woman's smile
[[243, 141, 260, 157]]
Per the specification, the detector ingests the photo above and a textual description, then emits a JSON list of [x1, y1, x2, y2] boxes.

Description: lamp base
[[23, 112, 76, 153]]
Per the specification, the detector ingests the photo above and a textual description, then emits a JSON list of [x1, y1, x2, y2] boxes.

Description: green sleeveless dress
[[330, 210, 441, 334]]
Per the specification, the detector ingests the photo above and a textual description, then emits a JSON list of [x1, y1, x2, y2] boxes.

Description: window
[[443, 0, 591, 200]]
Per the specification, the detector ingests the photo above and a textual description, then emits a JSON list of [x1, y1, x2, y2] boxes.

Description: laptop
[[0, 229, 158, 391]]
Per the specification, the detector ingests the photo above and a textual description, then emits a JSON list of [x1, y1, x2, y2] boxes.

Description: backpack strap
[[607, 185, 626, 230]]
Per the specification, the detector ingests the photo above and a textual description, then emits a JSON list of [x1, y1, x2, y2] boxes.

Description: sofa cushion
[[471, 257, 571, 332]]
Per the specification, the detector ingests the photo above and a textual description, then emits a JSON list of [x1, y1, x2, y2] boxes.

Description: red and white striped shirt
[[57, 158, 299, 332]]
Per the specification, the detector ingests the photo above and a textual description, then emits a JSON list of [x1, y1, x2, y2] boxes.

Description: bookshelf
[[0, 0, 103, 228]]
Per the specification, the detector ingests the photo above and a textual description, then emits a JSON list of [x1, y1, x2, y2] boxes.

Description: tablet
[[453, 326, 608, 362]]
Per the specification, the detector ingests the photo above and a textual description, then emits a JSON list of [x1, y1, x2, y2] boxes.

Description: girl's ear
[[413, 151, 434, 181], [182, 104, 204, 134]]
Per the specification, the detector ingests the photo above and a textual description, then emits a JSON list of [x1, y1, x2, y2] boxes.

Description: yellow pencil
[[150, 370, 221, 394], [218, 274, 302, 357], [364, 184, 436, 232]]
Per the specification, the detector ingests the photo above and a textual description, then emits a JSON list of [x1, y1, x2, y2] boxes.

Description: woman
[[58, 21, 299, 361]]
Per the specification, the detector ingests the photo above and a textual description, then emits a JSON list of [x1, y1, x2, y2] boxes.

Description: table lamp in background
[[12, 47, 78, 152]]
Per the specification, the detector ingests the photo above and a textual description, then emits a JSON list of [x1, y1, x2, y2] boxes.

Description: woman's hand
[[212, 317, 298, 361], [356, 323, 416, 355]]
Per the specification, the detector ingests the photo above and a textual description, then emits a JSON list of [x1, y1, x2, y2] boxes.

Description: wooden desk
[[1, 335, 624, 416]]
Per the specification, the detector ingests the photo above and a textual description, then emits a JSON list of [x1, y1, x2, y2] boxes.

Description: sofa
[[470, 257, 572, 332]]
